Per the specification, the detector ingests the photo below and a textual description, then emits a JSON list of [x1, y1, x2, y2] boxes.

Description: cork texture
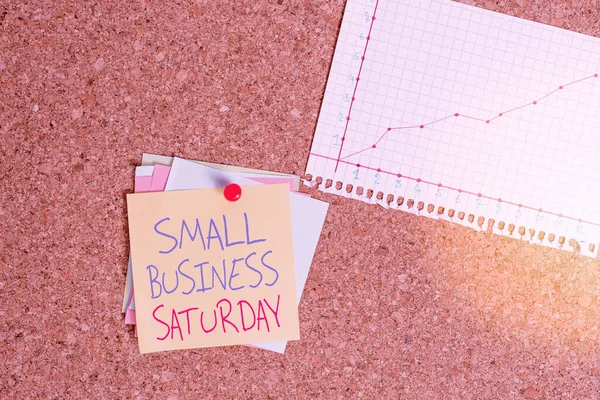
[[1, 0, 600, 398]]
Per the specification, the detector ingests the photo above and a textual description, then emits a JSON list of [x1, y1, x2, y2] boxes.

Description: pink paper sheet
[[133, 176, 152, 193], [248, 177, 295, 191], [150, 164, 171, 192]]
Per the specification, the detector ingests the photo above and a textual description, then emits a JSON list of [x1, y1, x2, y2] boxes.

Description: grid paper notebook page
[[306, 0, 600, 257]]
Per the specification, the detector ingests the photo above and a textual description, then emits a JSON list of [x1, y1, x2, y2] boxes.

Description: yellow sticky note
[[127, 184, 299, 354]]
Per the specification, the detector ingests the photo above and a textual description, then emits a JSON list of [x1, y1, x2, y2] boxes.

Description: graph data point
[[499, 113, 503, 116], [377, 168, 381, 172], [458, 189, 462, 193], [397, 173, 402, 178], [454, 113, 459, 117], [224, 183, 242, 202], [477, 193, 482, 197], [518, 204, 522, 208], [539, 208, 543, 212], [352, 97, 356, 101], [533, 101, 537, 105], [420, 124, 424, 128], [361, 56, 365, 61], [595, 74, 598, 77], [356, 164, 361, 168], [559, 214, 563, 218], [347, 116, 350, 120], [559, 86, 563, 89], [417, 178, 422, 183], [356, 78, 360, 82], [438, 183, 442, 187], [498, 198, 502, 202], [486, 120, 490, 123], [579, 219, 583, 223], [367, 36, 371, 40], [387, 127, 391, 131], [372, 145, 376, 148], [372, 16, 376, 20], [341, 137, 345, 141]]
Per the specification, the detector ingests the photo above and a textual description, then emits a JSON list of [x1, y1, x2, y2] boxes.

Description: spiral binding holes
[[477, 216, 485, 228], [302, 174, 595, 255], [386, 194, 394, 206]]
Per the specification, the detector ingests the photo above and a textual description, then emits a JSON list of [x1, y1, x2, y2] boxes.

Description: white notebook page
[[306, 0, 600, 257]]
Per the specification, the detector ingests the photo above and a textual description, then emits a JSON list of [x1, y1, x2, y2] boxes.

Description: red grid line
[[310, 152, 599, 228]]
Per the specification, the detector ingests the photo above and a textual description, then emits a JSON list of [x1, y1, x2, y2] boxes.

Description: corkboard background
[[2, 0, 600, 398]]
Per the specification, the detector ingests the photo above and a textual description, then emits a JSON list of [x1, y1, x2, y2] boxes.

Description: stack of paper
[[122, 154, 328, 354]]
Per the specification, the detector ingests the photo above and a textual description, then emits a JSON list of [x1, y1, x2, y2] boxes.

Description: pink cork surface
[[1, 0, 600, 398]]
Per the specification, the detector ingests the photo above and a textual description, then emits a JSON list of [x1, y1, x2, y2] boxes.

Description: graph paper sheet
[[306, 0, 600, 257]]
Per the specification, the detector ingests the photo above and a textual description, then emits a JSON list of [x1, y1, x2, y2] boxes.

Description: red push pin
[[224, 183, 242, 202]]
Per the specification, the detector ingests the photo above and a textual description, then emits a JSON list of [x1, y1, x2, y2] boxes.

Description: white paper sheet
[[135, 166, 154, 177], [165, 158, 329, 353], [122, 255, 133, 313], [306, 0, 600, 256]]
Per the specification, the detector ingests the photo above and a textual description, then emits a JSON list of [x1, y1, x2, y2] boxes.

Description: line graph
[[341, 73, 598, 160], [334, 0, 380, 172], [307, 0, 600, 256]]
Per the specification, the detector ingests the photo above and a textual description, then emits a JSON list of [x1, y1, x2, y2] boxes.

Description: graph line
[[341, 73, 598, 161], [310, 151, 600, 228], [334, 0, 380, 172]]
